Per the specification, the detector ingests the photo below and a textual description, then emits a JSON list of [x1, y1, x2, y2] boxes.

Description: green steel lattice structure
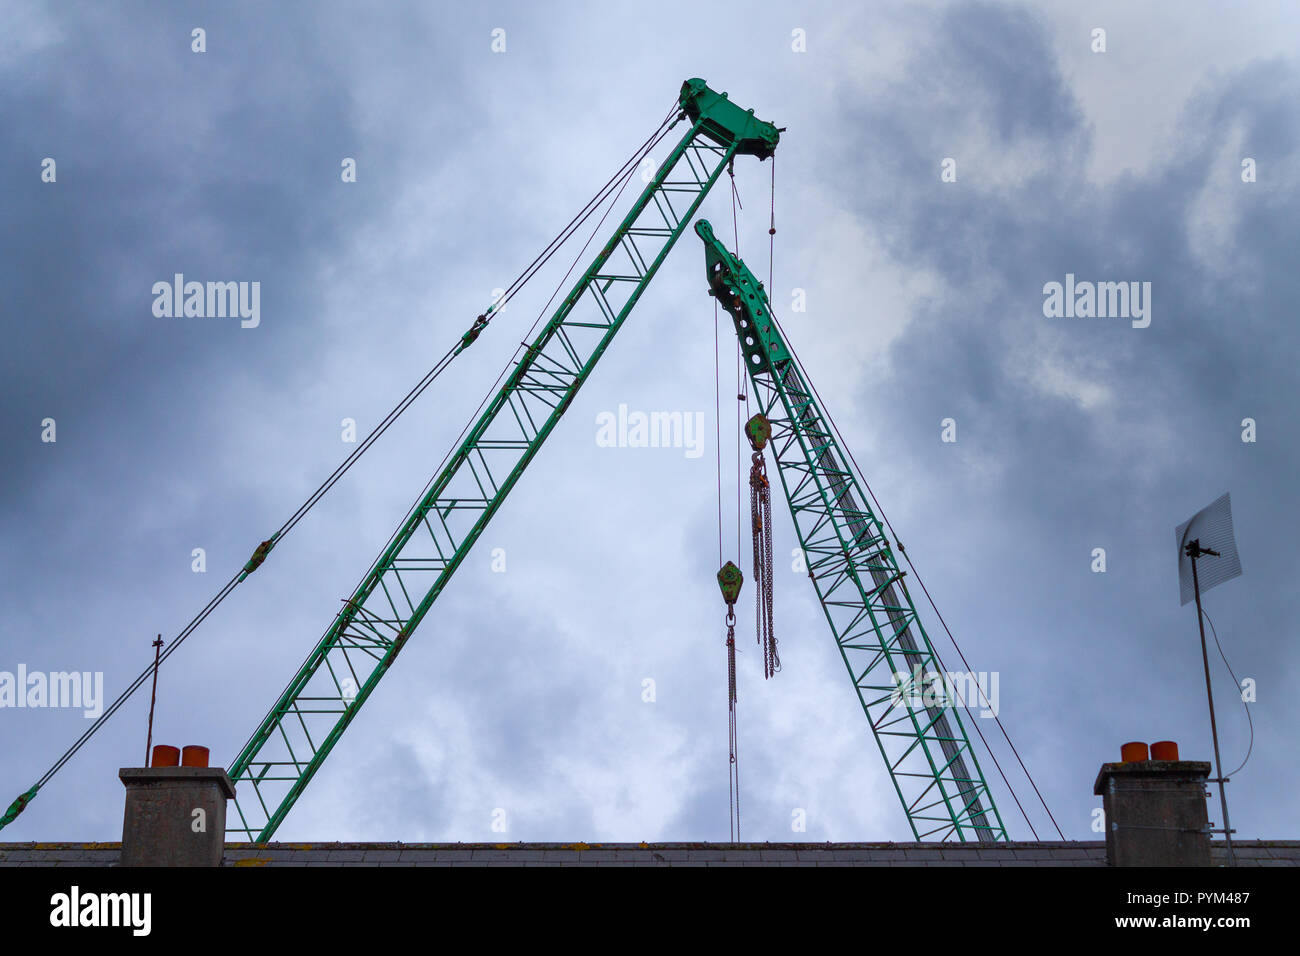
[[224, 80, 1006, 843], [696, 219, 1006, 841]]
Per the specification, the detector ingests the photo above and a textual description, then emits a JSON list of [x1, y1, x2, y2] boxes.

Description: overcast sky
[[2, 0, 1296, 845]]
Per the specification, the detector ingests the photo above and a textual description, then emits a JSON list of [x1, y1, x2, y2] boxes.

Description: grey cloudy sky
[[1, 0, 1296, 844]]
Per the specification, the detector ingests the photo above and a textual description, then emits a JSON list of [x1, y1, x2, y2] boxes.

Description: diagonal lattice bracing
[[227, 127, 740, 841], [696, 218, 1006, 842]]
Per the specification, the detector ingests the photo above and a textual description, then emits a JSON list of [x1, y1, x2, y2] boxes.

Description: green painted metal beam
[[226, 81, 779, 841], [696, 218, 1008, 842]]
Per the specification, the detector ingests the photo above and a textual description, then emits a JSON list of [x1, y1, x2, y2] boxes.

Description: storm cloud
[[1, 0, 1296, 843]]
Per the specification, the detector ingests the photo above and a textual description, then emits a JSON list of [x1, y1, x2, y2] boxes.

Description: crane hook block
[[717, 561, 744, 606], [745, 413, 771, 452]]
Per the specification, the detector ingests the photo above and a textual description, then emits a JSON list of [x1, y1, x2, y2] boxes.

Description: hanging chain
[[726, 608, 739, 706], [726, 606, 740, 842], [717, 561, 744, 841], [750, 452, 778, 678], [746, 415, 779, 679]]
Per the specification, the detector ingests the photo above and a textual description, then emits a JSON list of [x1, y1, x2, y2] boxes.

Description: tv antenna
[[1176, 492, 1243, 866]]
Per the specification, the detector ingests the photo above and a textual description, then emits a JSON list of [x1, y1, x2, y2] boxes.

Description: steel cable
[[762, 305, 1064, 840], [0, 102, 684, 832]]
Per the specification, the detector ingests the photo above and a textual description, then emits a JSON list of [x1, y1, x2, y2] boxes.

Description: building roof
[[2, 840, 1296, 866]]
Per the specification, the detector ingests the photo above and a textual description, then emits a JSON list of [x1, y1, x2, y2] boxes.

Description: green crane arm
[[225, 82, 780, 841], [695, 219, 1007, 842]]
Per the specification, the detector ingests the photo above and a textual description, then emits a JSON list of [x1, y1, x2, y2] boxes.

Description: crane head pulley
[[679, 78, 782, 160]]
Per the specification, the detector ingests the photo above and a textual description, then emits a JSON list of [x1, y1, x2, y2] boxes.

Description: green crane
[[224, 79, 782, 840], [221, 79, 1004, 843], [696, 220, 1005, 841], [0, 79, 1006, 844]]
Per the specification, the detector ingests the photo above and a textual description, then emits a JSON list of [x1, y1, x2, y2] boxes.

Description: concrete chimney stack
[[119, 744, 235, 867], [1094, 740, 1213, 866]]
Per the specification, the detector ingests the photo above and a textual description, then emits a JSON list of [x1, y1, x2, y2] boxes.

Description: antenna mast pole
[[1187, 540, 1235, 866], [145, 634, 163, 767]]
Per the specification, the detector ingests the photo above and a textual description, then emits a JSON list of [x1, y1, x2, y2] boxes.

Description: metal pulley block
[[716, 560, 744, 607], [745, 413, 771, 452]]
